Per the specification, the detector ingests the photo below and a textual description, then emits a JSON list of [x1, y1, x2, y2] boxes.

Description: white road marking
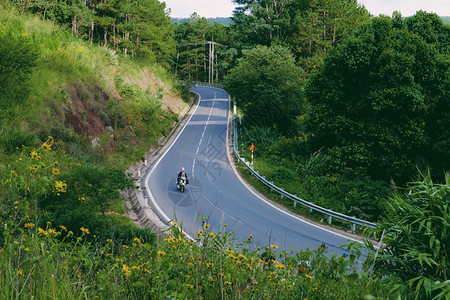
[[224, 97, 362, 244], [202, 194, 244, 225], [192, 92, 216, 179], [145, 86, 360, 245], [144, 91, 203, 241]]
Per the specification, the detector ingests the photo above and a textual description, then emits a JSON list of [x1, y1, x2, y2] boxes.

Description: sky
[[163, 0, 450, 18]]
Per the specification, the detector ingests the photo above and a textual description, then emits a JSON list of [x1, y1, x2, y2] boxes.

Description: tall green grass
[[0, 3, 187, 170], [0, 220, 391, 299]]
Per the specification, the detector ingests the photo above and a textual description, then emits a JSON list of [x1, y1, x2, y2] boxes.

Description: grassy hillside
[[0, 3, 187, 169], [0, 1, 189, 249]]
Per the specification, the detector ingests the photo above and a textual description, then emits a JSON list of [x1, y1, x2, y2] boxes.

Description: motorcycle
[[177, 175, 187, 193]]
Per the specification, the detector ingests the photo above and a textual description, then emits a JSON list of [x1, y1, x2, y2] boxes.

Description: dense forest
[[1, 0, 449, 298]]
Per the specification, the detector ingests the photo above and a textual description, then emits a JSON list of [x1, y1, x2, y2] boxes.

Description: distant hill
[[171, 16, 448, 26], [171, 17, 232, 25]]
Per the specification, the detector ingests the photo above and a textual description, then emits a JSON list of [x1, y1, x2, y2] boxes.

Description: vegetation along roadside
[[1, 0, 448, 298]]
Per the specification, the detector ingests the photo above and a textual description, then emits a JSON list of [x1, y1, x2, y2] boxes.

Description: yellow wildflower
[[55, 181, 67, 193], [17, 269, 23, 277], [157, 251, 165, 256], [30, 150, 41, 160], [38, 228, 48, 235], [270, 244, 279, 249], [52, 167, 60, 175], [305, 274, 313, 279], [275, 262, 285, 269], [60, 225, 67, 231], [42, 142, 52, 152], [133, 237, 141, 243], [122, 264, 131, 277], [80, 227, 90, 234], [24, 223, 34, 229], [122, 245, 129, 249], [203, 223, 210, 229], [164, 236, 175, 243]]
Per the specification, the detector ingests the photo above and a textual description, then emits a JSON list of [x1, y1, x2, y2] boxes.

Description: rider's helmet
[[180, 167, 185, 173]]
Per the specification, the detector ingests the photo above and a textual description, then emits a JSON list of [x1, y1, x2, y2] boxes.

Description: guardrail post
[[293, 195, 297, 207], [270, 182, 274, 192], [351, 223, 356, 232], [280, 188, 284, 199], [309, 208, 313, 213], [327, 214, 332, 225]]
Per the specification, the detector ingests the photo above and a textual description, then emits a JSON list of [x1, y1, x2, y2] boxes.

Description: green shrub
[[241, 125, 281, 153], [0, 127, 37, 154], [269, 166, 296, 183], [0, 18, 38, 115], [365, 171, 450, 299]]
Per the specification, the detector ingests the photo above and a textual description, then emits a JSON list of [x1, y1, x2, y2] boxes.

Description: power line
[[176, 41, 224, 83]]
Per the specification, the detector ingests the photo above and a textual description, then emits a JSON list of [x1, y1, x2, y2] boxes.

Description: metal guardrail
[[232, 102, 377, 231]]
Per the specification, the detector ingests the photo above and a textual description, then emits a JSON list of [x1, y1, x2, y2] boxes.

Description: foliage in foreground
[[365, 172, 450, 299], [0, 218, 391, 299]]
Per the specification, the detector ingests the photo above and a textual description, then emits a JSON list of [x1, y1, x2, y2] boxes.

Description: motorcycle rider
[[177, 167, 189, 186]]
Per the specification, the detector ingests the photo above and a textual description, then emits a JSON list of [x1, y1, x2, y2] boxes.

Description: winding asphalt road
[[143, 86, 360, 255]]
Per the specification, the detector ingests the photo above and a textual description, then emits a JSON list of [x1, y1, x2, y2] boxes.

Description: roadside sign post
[[248, 143, 256, 167]]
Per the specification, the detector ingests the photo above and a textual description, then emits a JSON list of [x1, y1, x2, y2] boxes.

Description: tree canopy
[[225, 45, 305, 134], [10, 0, 175, 61], [232, 0, 371, 71], [304, 12, 450, 182]]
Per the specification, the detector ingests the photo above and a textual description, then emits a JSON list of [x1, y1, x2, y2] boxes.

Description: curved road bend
[[144, 86, 360, 255]]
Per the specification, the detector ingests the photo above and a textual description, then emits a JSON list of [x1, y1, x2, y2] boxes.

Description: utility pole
[[177, 40, 222, 83], [208, 40, 217, 84], [208, 41, 214, 83]]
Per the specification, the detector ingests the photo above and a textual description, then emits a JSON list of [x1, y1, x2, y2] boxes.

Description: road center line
[[192, 93, 216, 179]]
